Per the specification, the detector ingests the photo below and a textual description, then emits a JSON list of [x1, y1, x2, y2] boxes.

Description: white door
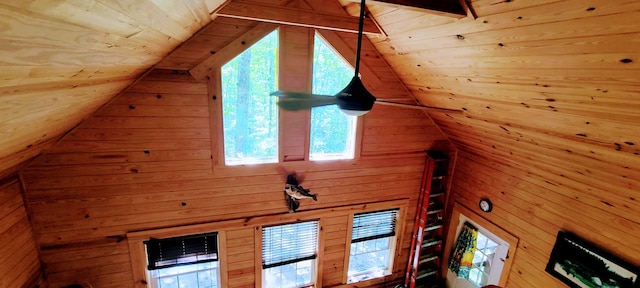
[[446, 215, 509, 288]]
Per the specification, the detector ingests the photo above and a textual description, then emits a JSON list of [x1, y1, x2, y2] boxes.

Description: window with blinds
[[262, 221, 319, 288], [348, 208, 399, 283], [145, 232, 218, 270], [145, 232, 221, 288], [352, 209, 399, 243]]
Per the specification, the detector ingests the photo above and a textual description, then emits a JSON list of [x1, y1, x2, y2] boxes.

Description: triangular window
[[309, 33, 357, 161], [221, 30, 279, 165]]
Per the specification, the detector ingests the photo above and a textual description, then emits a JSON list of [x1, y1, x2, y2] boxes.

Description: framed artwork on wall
[[546, 231, 640, 288]]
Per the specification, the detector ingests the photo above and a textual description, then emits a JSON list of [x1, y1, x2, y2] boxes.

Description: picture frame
[[546, 231, 640, 288]]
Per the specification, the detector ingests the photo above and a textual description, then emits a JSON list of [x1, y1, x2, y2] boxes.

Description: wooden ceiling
[[2, 0, 640, 202]]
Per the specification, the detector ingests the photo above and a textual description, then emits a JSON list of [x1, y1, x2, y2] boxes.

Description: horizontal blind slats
[[352, 209, 399, 243], [145, 232, 218, 270], [262, 221, 318, 268]]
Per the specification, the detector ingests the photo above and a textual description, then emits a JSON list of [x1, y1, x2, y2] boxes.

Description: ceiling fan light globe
[[339, 108, 370, 116]]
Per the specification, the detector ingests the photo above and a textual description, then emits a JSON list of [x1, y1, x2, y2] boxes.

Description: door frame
[[442, 202, 519, 287]]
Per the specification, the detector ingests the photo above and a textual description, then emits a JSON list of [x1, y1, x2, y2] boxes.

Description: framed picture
[[546, 231, 640, 288]]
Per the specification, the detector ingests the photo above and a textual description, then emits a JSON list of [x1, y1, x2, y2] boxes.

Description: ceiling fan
[[270, 0, 462, 116]]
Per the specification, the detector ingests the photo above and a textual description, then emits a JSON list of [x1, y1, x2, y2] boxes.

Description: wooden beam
[[189, 22, 278, 80], [215, 1, 382, 35], [347, 0, 468, 18]]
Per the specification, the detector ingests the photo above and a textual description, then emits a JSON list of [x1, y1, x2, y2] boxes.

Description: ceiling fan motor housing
[[336, 76, 376, 112]]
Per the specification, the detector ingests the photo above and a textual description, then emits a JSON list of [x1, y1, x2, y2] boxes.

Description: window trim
[[260, 220, 321, 288], [127, 199, 407, 287], [256, 218, 324, 288], [308, 31, 360, 162], [208, 26, 366, 170], [344, 208, 401, 284], [442, 202, 519, 287], [127, 223, 231, 288]]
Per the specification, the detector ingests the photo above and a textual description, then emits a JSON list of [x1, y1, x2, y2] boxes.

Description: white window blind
[[262, 221, 319, 269], [351, 209, 399, 243]]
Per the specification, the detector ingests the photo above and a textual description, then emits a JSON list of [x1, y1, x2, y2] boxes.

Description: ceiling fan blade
[[271, 91, 333, 98], [271, 91, 338, 111], [374, 99, 463, 113]]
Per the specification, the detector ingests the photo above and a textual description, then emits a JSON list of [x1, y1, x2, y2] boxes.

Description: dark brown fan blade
[[270, 91, 338, 111]]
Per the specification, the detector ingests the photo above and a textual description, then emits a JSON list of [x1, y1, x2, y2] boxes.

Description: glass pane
[[150, 262, 219, 288], [310, 33, 357, 161], [198, 270, 214, 288], [347, 238, 392, 283], [476, 233, 488, 250], [221, 30, 279, 165], [263, 260, 313, 288], [159, 276, 179, 288], [178, 272, 198, 288], [472, 250, 484, 267], [376, 237, 390, 250]]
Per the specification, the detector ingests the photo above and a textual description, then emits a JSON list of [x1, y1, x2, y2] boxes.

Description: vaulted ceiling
[[1, 0, 639, 201]]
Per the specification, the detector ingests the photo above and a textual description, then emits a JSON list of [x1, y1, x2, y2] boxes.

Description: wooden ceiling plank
[[391, 52, 640, 70], [427, 97, 640, 156], [204, 0, 229, 14], [440, 122, 640, 214], [0, 0, 142, 38], [0, 39, 164, 67], [215, 1, 382, 35], [179, 0, 212, 26], [95, 0, 197, 42], [0, 6, 178, 58], [385, 0, 640, 51], [432, 112, 640, 179], [0, 66, 146, 89], [0, 81, 131, 160], [189, 22, 279, 80], [147, 0, 206, 32]]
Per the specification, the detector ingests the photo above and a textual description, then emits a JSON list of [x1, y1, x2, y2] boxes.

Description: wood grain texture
[[21, 44, 445, 286], [364, 0, 640, 286], [4, 0, 640, 287], [0, 0, 223, 179], [0, 177, 42, 288]]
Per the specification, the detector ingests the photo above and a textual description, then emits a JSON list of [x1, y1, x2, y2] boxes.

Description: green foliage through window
[[310, 33, 357, 161], [221, 30, 279, 165]]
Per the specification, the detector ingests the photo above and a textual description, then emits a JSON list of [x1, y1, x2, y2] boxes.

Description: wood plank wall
[[0, 177, 42, 288], [20, 28, 449, 286], [448, 151, 640, 288]]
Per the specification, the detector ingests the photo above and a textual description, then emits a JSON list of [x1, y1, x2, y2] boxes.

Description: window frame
[[308, 32, 359, 162], [208, 26, 365, 169], [260, 220, 321, 288], [217, 28, 280, 166], [442, 202, 519, 287], [128, 199, 407, 287], [127, 225, 230, 288], [345, 208, 400, 284]]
